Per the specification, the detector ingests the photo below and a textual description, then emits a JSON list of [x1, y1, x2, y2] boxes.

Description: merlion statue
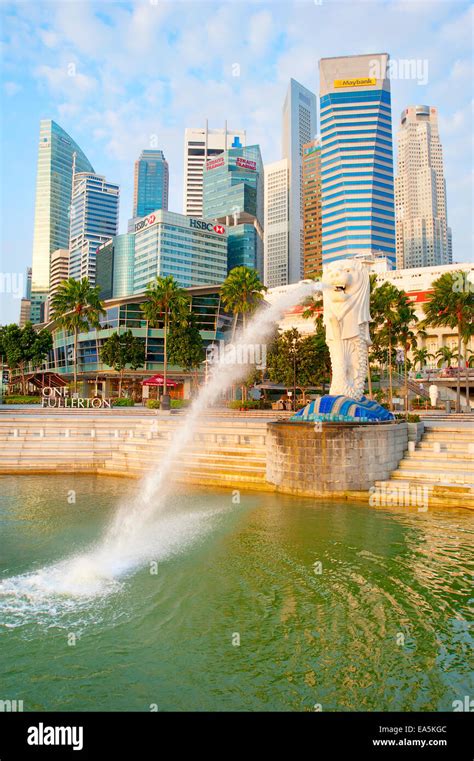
[[322, 259, 371, 401], [291, 258, 394, 422]]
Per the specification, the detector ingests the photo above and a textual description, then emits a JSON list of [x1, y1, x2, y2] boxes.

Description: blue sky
[[1, 0, 472, 323]]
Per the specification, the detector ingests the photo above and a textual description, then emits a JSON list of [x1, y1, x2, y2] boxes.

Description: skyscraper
[[133, 211, 228, 292], [31, 120, 94, 297], [282, 79, 317, 282], [264, 159, 290, 288], [319, 54, 396, 266], [395, 105, 451, 268], [49, 249, 70, 300], [302, 139, 322, 278], [203, 145, 264, 275], [183, 123, 246, 217], [96, 234, 136, 300], [133, 149, 169, 219], [69, 172, 119, 284]]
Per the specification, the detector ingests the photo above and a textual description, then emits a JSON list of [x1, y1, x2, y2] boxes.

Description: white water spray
[[0, 281, 321, 603]]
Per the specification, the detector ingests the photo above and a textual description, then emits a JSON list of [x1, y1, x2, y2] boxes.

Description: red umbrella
[[142, 374, 178, 387]]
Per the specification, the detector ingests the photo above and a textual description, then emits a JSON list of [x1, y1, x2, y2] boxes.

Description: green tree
[[423, 272, 474, 411], [141, 276, 190, 398], [51, 278, 105, 393], [412, 347, 434, 372], [267, 327, 330, 407], [396, 302, 419, 412], [168, 311, 205, 389], [0, 323, 52, 394], [370, 282, 407, 409], [220, 266, 267, 340], [435, 346, 459, 369], [100, 330, 145, 397]]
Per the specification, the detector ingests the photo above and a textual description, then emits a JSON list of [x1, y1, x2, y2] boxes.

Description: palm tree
[[220, 267, 267, 340], [370, 281, 405, 410], [141, 276, 190, 403], [435, 346, 459, 369], [396, 301, 418, 412], [423, 271, 474, 412], [51, 278, 105, 393], [412, 347, 434, 373]]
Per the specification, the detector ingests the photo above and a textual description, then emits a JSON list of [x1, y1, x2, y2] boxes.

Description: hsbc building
[[133, 210, 228, 294]]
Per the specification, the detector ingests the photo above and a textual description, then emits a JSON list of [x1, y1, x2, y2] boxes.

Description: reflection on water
[[0, 475, 473, 712]]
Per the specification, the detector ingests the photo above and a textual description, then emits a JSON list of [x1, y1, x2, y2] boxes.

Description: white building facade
[[264, 159, 290, 288], [183, 123, 246, 217], [395, 105, 451, 269]]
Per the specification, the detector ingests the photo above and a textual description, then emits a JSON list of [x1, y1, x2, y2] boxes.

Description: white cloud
[[4, 81, 22, 96], [34, 64, 97, 98]]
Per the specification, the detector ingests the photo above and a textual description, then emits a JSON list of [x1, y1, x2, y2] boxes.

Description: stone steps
[[417, 441, 474, 453], [399, 454, 473, 469], [409, 451, 473, 463], [391, 467, 474, 485]]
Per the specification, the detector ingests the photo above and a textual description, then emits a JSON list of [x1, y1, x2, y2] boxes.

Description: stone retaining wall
[[266, 421, 408, 496]]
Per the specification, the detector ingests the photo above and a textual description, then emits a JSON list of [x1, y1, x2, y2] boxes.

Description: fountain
[[0, 280, 321, 600]]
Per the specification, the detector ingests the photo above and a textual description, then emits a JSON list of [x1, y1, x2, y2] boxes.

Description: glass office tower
[[69, 173, 120, 284], [30, 120, 94, 320], [319, 54, 396, 266], [202, 144, 264, 276], [133, 211, 228, 292], [281, 79, 317, 283], [133, 150, 169, 219], [96, 234, 136, 299]]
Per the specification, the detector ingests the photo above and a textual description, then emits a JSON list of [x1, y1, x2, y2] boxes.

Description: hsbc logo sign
[[189, 219, 226, 235], [135, 213, 156, 232]]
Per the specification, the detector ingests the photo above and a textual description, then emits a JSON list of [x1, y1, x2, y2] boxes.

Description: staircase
[[0, 413, 271, 490], [375, 424, 474, 509]]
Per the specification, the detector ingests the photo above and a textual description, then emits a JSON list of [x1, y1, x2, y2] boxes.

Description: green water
[[0, 474, 472, 712]]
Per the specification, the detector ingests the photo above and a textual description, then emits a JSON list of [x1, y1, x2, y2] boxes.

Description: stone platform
[[266, 420, 408, 497]]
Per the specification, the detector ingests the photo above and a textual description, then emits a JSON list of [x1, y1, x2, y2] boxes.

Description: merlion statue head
[[322, 259, 371, 341]]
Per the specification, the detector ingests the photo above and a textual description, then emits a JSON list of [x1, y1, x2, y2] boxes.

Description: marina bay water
[[0, 280, 322, 598], [0, 475, 472, 711]]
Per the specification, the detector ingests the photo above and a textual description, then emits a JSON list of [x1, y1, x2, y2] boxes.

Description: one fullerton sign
[[42, 387, 112, 409]]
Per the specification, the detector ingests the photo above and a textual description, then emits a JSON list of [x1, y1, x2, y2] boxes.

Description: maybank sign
[[334, 77, 377, 89]]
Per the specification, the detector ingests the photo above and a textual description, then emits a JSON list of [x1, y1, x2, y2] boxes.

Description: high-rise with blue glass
[[319, 54, 396, 266], [202, 145, 264, 276], [133, 150, 169, 219], [69, 172, 120, 284], [30, 120, 95, 321], [282, 79, 317, 283]]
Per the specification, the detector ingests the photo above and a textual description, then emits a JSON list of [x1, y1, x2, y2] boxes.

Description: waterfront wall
[[266, 421, 408, 496], [0, 412, 407, 500]]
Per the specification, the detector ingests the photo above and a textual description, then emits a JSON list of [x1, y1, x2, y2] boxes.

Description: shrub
[[4, 396, 41, 404], [227, 399, 262, 410], [146, 399, 161, 409], [395, 413, 421, 423], [112, 398, 135, 407], [171, 399, 190, 409]]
